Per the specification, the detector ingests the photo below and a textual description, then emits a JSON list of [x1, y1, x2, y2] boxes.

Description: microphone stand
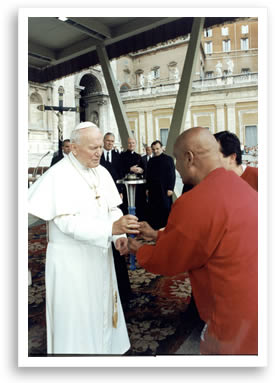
[[32, 151, 51, 178]]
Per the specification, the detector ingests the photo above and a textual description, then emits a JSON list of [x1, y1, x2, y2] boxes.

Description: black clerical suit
[[100, 149, 132, 306], [146, 153, 176, 230], [100, 149, 124, 195], [120, 150, 146, 221], [50, 151, 64, 167], [141, 154, 152, 179]]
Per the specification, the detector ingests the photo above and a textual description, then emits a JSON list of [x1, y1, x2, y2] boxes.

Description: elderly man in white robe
[[28, 121, 140, 355]]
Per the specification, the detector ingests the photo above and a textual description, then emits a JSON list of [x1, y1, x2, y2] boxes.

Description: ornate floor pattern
[[28, 222, 202, 356]]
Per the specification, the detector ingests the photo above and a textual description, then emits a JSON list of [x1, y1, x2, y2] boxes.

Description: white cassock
[[28, 152, 130, 355]]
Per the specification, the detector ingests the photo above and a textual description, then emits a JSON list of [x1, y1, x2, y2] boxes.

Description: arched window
[[29, 91, 44, 129], [120, 83, 131, 92]]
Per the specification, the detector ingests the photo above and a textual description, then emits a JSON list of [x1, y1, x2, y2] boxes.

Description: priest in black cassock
[[146, 140, 176, 230], [120, 137, 147, 221], [100, 132, 132, 307], [141, 145, 153, 178]]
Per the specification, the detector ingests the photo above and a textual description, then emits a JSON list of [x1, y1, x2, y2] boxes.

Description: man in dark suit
[[50, 139, 71, 166], [100, 132, 132, 307], [120, 137, 146, 221], [141, 145, 153, 178], [140, 145, 153, 221], [100, 132, 124, 198], [146, 140, 176, 230]]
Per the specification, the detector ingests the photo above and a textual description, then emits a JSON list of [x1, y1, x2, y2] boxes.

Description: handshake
[[112, 214, 158, 256]]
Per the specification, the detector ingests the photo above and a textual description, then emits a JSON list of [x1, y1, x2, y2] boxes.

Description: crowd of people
[[28, 122, 258, 356], [242, 144, 258, 167]]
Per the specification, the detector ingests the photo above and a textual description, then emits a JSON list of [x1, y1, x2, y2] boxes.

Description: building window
[[205, 71, 214, 79], [223, 70, 228, 77], [241, 68, 250, 74], [241, 38, 249, 50], [160, 128, 169, 147], [204, 29, 212, 37], [241, 25, 249, 34], [221, 27, 229, 36], [204, 41, 213, 54], [245, 125, 257, 146], [222, 39, 231, 52], [152, 66, 160, 79], [135, 69, 144, 86], [120, 83, 131, 92]]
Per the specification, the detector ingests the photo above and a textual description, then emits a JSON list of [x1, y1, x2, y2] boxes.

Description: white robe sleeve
[[109, 206, 127, 244], [53, 212, 113, 248]]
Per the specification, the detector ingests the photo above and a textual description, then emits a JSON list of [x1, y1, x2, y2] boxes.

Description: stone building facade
[[28, 17, 258, 167], [116, 17, 258, 153]]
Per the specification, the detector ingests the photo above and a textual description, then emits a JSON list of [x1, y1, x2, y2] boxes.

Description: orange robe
[[136, 168, 258, 355], [241, 166, 258, 191]]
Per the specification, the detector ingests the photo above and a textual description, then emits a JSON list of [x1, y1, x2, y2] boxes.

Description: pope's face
[[73, 128, 103, 168]]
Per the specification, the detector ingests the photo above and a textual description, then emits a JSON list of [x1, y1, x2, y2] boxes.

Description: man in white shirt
[[28, 121, 140, 355]]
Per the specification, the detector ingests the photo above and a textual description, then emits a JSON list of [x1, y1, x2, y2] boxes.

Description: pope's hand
[[112, 214, 140, 235], [115, 237, 129, 255], [128, 237, 144, 254], [137, 221, 158, 242]]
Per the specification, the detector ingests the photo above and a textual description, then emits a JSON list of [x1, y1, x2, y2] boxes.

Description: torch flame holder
[[117, 177, 146, 270]]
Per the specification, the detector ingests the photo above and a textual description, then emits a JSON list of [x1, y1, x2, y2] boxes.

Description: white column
[[139, 111, 146, 152], [146, 111, 154, 145], [227, 103, 236, 134], [216, 104, 225, 132], [184, 108, 192, 131], [74, 86, 83, 126]]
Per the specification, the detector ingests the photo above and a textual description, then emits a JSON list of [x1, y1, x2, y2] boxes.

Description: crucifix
[[37, 86, 80, 157]]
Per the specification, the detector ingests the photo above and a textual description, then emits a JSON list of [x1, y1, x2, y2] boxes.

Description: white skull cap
[[74, 121, 98, 130]]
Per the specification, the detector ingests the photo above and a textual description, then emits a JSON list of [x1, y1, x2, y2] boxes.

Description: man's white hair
[[71, 121, 99, 144]]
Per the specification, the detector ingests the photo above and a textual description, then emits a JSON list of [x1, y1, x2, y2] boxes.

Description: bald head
[[174, 127, 222, 185]]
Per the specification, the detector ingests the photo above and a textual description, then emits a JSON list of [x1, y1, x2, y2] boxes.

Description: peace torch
[[117, 175, 146, 270]]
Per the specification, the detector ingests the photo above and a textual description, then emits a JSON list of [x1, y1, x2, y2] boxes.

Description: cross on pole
[[37, 86, 80, 157]]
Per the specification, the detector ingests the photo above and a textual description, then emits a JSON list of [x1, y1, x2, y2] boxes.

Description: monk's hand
[[167, 190, 173, 197], [137, 221, 158, 242], [115, 237, 129, 255], [128, 237, 143, 254], [112, 214, 140, 235]]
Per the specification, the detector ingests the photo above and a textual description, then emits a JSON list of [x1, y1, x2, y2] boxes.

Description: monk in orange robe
[[128, 127, 258, 355]]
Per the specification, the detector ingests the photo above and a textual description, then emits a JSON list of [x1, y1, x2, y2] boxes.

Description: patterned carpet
[[28, 222, 202, 356]]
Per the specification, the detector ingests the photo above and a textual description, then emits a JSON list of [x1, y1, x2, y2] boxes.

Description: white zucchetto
[[74, 121, 98, 130]]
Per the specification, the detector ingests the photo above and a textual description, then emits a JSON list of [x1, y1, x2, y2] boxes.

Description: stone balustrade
[[120, 73, 258, 99]]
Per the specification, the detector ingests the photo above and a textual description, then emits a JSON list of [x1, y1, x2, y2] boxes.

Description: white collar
[[69, 151, 91, 171]]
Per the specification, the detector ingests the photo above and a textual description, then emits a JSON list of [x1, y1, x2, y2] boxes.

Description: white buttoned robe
[[28, 153, 130, 354]]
